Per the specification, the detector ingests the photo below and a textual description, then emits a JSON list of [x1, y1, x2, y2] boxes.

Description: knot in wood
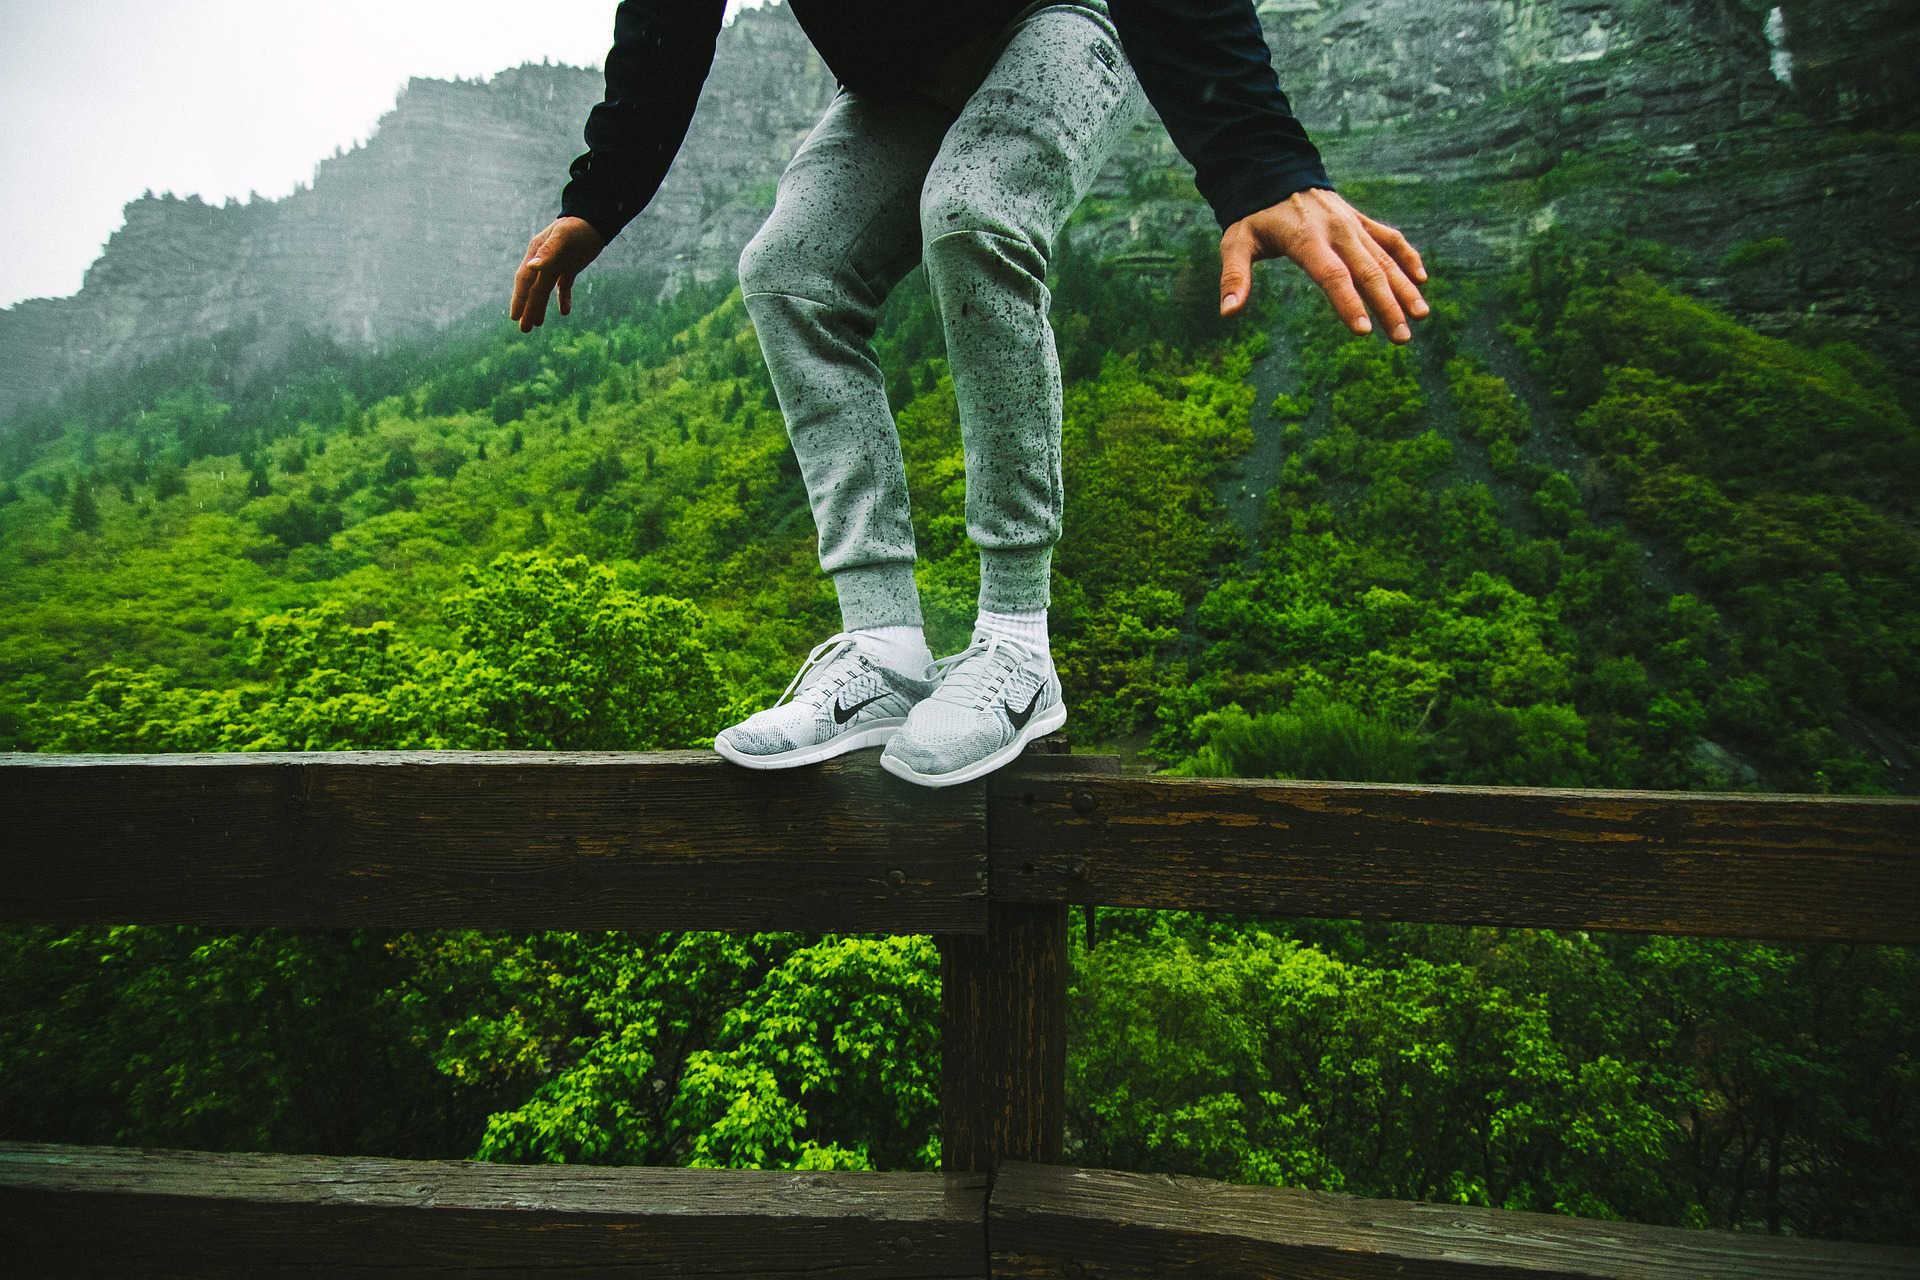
[[887, 869, 907, 888], [1071, 790, 1097, 815]]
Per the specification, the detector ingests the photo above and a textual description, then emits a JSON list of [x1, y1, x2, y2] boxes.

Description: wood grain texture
[[0, 751, 987, 933], [987, 773, 1920, 943], [987, 1161, 1920, 1280], [938, 905, 1067, 1175], [0, 1142, 987, 1278]]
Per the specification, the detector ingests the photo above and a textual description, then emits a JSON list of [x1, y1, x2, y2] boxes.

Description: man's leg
[[881, 1, 1143, 788], [737, 90, 951, 638], [718, 91, 953, 769], [918, 0, 1142, 625]]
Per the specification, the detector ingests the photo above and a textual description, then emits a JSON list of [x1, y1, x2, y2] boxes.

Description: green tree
[[67, 479, 100, 532], [443, 551, 723, 750]]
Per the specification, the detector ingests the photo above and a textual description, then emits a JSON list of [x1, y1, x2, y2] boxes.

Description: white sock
[[975, 608, 1049, 663], [853, 624, 933, 678]]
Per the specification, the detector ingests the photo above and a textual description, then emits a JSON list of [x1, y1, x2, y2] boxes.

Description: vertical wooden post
[[939, 734, 1072, 1175], [938, 900, 1068, 1174]]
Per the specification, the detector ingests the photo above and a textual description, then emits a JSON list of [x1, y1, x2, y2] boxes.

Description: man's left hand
[[1219, 189, 1428, 342]]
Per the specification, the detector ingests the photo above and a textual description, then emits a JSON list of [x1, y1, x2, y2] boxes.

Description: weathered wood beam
[[987, 1161, 1920, 1279], [0, 751, 988, 933], [987, 773, 1920, 943], [0, 1142, 988, 1278], [937, 742, 1096, 1174], [938, 903, 1067, 1175]]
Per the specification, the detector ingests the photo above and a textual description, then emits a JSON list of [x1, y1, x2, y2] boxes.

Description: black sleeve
[[558, 0, 727, 243], [1108, 0, 1334, 230]]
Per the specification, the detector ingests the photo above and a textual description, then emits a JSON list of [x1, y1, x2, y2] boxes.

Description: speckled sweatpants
[[737, 1, 1143, 630]]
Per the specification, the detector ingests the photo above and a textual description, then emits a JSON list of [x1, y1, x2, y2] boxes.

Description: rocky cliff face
[[0, 6, 837, 418], [3, 0, 1913, 419]]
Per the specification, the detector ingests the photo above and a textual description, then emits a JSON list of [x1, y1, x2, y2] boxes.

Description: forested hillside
[[6, 222, 1912, 791]]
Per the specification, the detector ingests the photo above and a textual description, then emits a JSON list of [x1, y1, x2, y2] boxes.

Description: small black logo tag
[[834, 692, 887, 724], [1005, 686, 1044, 730]]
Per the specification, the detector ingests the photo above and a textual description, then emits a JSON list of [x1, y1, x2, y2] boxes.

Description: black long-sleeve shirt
[[558, 0, 1333, 243]]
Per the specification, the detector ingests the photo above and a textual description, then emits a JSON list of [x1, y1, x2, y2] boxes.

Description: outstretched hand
[[510, 216, 607, 333], [1219, 189, 1428, 342]]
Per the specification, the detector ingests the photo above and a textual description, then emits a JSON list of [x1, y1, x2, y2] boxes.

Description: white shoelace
[[932, 633, 1044, 710], [773, 631, 861, 708]]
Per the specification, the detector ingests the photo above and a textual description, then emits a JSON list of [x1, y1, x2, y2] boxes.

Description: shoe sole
[[878, 704, 1068, 788], [714, 718, 908, 770]]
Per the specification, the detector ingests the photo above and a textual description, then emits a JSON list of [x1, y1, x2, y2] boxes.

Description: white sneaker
[[715, 632, 936, 769], [879, 632, 1066, 788]]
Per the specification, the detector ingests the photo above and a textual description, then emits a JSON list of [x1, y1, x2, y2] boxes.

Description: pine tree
[[68, 480, 100, 532], [152, 462, 186, 501]]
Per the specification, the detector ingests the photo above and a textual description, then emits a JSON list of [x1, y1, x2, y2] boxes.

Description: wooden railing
[[2, 744, 1917, 1277]]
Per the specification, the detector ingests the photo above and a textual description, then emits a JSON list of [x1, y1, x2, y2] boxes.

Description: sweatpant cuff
[[978, 546, 1053, 614], [834, 562, 925, 631]]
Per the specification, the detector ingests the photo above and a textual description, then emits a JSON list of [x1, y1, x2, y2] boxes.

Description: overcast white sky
[[0, 0, 769, 309]]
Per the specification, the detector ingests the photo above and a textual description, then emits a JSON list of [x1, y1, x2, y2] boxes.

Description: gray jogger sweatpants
[[737, 1, 1143, 631]]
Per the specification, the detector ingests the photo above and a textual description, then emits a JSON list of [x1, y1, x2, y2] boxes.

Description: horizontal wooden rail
[[989, 1161, 1920, 1280], [3, 751, 1914, 941], [0, 750, 993, 933], [987, 772, 1920, 944], [5, 1144, 1914, 1278], [0, 1143, 986, 1277]]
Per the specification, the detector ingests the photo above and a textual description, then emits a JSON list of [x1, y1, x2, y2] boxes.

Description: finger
[[1219, 226, 1257, 315], [521, 267, 555, 331], [1334, 224, 1408, 341], [1360, 213, 1426, 284], [1294, 242, 1371, 335], [558, 272, 573, 317], [1373, 240, 1428, 324], [510, 230, 549, 322], [510, 261, 534, 324]]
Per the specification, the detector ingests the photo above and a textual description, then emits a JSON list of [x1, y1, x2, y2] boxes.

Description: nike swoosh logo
[[834, 692, 889, 724], [1005, 685, 1044, 730]]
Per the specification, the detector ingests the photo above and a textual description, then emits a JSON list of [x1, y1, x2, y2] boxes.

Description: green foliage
[[66, 478, 100, 531], [417, 930, 940, 1172], [1445, 356, 1531, 449], [1268, 391, 1311, 419], [30, 551, 722, 753], [442, 552, 723, 750], [1717, 236, 1791, 273], [1069, 926, 1677, 1216], [1168, 689, 1427, 782]]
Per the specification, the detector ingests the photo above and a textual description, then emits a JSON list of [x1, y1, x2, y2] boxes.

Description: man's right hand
[[510, 216, 607, 332]]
